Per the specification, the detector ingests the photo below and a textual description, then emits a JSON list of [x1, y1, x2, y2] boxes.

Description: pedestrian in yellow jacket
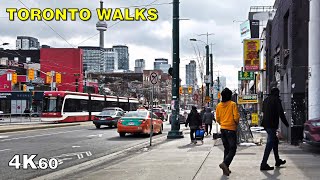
[[216, 88, 240, 176]]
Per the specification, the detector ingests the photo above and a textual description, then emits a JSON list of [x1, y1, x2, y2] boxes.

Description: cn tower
[[96, 0, 107, 48]]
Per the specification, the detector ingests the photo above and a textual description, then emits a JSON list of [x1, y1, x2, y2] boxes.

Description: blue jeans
[[221, 129, 237, 167], [261, 128, 280, 165]]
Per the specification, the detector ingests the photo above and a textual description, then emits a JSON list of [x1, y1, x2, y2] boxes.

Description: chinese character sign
[[243, 39, 260, 71]]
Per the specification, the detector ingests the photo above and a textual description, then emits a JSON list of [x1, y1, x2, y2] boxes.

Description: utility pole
[[205, 45, 209, 106], [210, 53, 213, 108], [217, 71, 220, 103], [50, 71, 55, 91], [167, 0, 183, 139]]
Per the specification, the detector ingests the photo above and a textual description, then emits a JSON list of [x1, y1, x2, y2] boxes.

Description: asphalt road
[[0, 121, 176, 180]]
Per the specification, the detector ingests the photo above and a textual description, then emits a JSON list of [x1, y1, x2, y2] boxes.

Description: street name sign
[[238, 71, 254, 80]]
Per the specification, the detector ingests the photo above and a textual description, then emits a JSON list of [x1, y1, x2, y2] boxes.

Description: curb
[[0, 123, 81, 133], [32, 128, 189, 180]]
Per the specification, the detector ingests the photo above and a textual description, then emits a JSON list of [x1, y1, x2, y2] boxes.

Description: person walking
[[200, 106, 205, 120], [202, 107, 215, 136], [216, 88, 240, 176], [185, 106, 202, 144], [260, 87, 289, 171]]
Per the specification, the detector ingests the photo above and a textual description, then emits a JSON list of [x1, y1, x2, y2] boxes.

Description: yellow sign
[[243, 39, 260, 71], [28, 68, 34, 80], [12, 73, 17, 84], [237, 94, 258, 104], [179, 86, 183, 95], [251, 113, 259, 125], [205, 96, 211, 103], [188, 86, 192, 94], [23, 84, 27, 92], [46, 72, 51, 84], [56, 72, 62, 84]]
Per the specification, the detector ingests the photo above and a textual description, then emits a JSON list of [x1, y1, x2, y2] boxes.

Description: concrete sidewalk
[[75, 129, 320, 180]]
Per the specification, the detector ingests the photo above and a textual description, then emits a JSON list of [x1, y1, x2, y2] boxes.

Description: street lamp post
[[167, 0, 184, 139]]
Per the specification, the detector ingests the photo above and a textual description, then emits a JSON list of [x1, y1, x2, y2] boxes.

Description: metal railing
[[0, 113, 42, 124]]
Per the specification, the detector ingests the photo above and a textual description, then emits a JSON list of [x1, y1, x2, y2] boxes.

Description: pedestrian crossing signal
[[179, 86, 183, 95]]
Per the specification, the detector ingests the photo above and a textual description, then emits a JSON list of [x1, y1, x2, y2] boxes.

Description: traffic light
[[56, 72, 61, 84], [23, 84, 27, 92], [188, 86, 192, 94], [46, 72, 51, 84], [179, 86, 183, 95], [28, 68, 34, 80], [12, 73, 17, 84]]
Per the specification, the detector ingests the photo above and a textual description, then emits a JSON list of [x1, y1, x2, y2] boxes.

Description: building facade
[[264, 0, 310, 144], [134, 59, 145, 73], [16, 36, 40, 50], [186, 60, 197, 86], [79, 46, 104, 73], [40, 48, 84, 92], [104, 48, 118, 71], [154, 58, 168, 71], [113, 45, 129, 70]]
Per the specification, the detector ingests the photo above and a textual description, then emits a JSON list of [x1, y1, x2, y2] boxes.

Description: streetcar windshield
[[42, 96, 63, 113]]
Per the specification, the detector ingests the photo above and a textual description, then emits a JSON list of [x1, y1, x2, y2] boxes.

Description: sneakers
[[275, 159, 286, 167], [219, 162, 230, 176], [260, 164, 274, 171]]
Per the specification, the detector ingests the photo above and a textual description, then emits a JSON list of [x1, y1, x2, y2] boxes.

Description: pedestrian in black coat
[[185, 106, 202, 144], [260, 87, 289, 171]]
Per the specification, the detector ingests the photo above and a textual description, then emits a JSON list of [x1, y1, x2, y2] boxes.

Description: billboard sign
[[250, 20, 260, 39], [237, 94, 258, 104], [243, 39, 260, 71], [240, 20, 251, 42]]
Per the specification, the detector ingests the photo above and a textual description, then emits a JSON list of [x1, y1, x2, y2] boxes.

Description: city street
[[0, 121, 175, 180]]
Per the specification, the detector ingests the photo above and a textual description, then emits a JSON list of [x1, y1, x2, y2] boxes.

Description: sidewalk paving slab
[[74, 129, 320, 180]]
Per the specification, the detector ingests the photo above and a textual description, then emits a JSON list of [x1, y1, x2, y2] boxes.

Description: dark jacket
[[200, 109, 205, 120], [186, 109, 202, 130], [203, 108, 215, 124], [261, 95, 289, 129]]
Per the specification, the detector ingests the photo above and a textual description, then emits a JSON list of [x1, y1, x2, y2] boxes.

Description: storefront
[[0, 92, 32, 114]]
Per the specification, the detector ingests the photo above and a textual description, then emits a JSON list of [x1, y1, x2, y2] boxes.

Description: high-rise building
[[159, 64, 171, 74], [134, 59, 145, 73], [154, 58, 168, 70], [113, 45, 129, 70], [16, 36, 40, 50], [219, 76, 226, 90], [104, 48, 118, 71], [186, 60, 197, 86], [79, 46, 105, 72]]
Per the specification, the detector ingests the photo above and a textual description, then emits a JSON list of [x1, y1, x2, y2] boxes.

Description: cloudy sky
[[0, 0, 274, 90]]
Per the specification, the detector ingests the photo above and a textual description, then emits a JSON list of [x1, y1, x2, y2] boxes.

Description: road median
[[0, 123, 81, 133]]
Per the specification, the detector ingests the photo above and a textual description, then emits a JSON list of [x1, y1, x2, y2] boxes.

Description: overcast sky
[[0, 0, 275, 90]]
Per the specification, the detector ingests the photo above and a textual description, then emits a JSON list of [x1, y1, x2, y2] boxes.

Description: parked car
[[117, 110, 163, 137], [93, 108, 125, 128], [169, 113, 186, 124], [153, 108, 167, 121], [303, 118, 320, 146]]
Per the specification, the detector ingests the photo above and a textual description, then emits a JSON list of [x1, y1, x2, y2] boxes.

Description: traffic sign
[[238, 71, 254, 80], [205, 96, 211, 103], [150, 72, 158, 84]]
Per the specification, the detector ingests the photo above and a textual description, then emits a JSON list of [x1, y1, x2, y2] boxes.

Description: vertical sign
[[243, 39, 260, 71], [240, 20, 251, 42]]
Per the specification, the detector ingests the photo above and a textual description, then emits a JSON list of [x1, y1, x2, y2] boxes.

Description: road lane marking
[[0, 136, 9, 139], [0, 129, 83, 142], [72, 146, 81, 148], [0, 149, 11, 152], [87, 134, 103, 138]]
